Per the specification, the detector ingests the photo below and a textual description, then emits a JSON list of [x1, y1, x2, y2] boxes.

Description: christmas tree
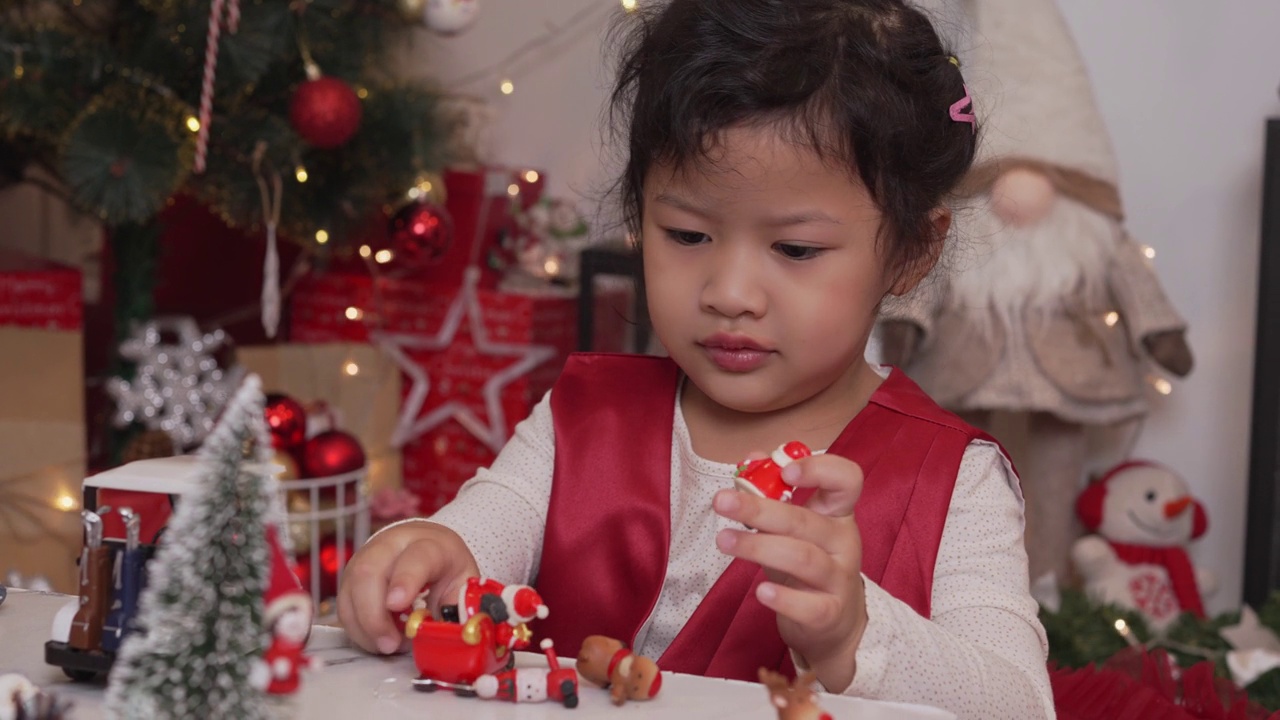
[[0, 0, 453, 246], [104, 374, 280, 720], [0, 0, 458, 460]]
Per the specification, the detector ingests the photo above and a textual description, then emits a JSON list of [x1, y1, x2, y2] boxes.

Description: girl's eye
[[775, 243, 822, 260], [665, 229, 709, 245]]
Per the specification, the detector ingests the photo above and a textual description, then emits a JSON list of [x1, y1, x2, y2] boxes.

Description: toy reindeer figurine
[[759, 668, 832, 720], [576, 635, 662, 705]]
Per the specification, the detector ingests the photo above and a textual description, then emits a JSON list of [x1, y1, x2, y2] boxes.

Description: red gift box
[[0, 249, 83, 330], [426, 166, 545, 290], [290, 269, 632, 512]]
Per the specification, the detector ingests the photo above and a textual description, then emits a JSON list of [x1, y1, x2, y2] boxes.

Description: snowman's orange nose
[[1164, 496, 1192, 519]]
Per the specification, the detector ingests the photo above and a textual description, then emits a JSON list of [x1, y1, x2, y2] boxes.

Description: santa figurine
[[878, 0, 1193, 584], [455, 577, 548, 651], [734, 442, 812, 503], [1072, 461, 1214, 632], [253, 530, 320, 695]]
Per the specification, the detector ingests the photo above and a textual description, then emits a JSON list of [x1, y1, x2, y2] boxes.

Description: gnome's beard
[[947, 193, 1120, 332]]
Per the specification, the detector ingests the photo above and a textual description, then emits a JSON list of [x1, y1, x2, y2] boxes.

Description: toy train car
[[44, 456, 296, 681]]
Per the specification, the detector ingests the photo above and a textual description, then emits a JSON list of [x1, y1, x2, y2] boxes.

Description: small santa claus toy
[[252, 531, 321, 695], [1072, 461, 1215, 632], [457, 577, 549, 651], [734, 442, 812, 503]]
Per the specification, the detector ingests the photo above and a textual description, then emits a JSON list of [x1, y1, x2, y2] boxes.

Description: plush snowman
[[1072, 461, 1214, 632]]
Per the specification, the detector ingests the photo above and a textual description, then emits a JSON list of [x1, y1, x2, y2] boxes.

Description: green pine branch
[[1041, 588, 1280, 711]]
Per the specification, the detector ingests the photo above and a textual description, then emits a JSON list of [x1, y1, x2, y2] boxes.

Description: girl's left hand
[[712, 453, 867, 693]]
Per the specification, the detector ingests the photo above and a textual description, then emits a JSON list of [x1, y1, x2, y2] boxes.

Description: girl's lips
[[701, 332, 770, 352], [702, 345, 772, 372]]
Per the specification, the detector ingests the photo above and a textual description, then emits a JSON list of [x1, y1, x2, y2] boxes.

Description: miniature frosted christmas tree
[[104, 374, 277, 720]]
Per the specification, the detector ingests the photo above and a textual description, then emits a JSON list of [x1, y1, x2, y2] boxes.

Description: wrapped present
[[0, 251, 86, 593], [289, 269, 631, 510], [427, 166, 545, 289]]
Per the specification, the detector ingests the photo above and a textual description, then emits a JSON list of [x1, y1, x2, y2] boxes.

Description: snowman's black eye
[[1145, 491, 1157, 502]]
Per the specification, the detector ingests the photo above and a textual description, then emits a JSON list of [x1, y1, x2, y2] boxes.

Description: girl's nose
[[699, 247, 766, 319]]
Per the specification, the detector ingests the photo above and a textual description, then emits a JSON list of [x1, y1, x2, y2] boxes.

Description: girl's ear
[[887, 207, 950, 296]]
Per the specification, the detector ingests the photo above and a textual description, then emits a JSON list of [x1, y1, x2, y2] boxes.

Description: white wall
[[415, 0, 1280, 612]]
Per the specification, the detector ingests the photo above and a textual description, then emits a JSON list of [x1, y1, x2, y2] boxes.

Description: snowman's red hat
[[1076, 460, 1207, 538]]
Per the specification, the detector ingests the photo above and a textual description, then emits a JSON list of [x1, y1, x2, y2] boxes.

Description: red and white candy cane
[[193, 0, 241, 174]]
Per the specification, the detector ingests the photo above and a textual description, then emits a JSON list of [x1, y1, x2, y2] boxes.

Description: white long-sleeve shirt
[[411, 376, 1055, 720]]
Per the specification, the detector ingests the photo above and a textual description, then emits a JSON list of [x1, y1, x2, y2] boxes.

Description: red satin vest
[[533, 354, 996, 681]]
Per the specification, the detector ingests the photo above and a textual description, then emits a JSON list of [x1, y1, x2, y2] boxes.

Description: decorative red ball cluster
[[266, 392, 367, 600], [265, 393, 366, 478]]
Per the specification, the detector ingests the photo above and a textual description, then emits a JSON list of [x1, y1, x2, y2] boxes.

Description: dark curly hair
[[609, 0, 977, 273]]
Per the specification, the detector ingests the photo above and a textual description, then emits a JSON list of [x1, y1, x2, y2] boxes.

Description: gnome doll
[[1071, 461, 1214, 632], [879, 0, 1193, 584], [253, 528, 320, 695]]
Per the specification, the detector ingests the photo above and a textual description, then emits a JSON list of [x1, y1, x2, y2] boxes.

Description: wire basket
[[280, 466, 370, 614]]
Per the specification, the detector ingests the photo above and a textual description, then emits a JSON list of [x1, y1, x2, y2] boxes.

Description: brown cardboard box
[[236, 343, 403, 494], [0, 327, 87, 594]]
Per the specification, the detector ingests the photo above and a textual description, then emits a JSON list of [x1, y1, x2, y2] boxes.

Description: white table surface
[[0, 588, 955, 720]]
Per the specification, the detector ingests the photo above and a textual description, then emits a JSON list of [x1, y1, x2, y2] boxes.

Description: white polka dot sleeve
[[421, 391, 558, 586], [841, 440, 1054, 720]]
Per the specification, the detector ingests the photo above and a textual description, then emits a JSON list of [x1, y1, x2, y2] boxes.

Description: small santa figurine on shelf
[[253, 530, 321, 695]]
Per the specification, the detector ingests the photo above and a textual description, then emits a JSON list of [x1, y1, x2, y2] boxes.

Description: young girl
[[339, 0, 1054, 717]]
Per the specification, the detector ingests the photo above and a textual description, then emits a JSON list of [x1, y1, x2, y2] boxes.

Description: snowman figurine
[[1072, 461, 1215, 632]]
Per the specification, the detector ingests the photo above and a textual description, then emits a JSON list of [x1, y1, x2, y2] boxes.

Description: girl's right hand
[[336, 521, 480, 655]]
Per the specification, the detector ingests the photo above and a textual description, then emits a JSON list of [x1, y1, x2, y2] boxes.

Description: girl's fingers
[[754, 580, 845, 632], [715, 528, 849, 592], [781, 454, 865, 517], [337, 544, 398, 654], [713, 489, 859, 559]]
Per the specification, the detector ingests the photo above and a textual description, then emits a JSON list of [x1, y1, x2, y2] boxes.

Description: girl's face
[[642, 125, 908, 418]]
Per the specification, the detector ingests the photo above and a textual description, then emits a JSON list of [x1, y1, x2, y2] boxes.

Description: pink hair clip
[[950, 85, 975, 132]]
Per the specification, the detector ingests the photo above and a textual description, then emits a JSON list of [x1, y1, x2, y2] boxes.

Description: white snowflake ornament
[[1071, 461, 1214, 633], [106, 316, 245, 451]]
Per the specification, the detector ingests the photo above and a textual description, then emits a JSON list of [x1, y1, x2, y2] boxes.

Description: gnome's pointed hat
[[959, 0, 1124, 220], [264, 525, 311, 626]]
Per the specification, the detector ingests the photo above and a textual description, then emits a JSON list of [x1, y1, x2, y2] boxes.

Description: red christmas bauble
[[290, 76, 363, 149], [265, 394, 308, 450], [389, 201, 453, 269], [293, 539, 354, 601], [300, 429, 366, 478]]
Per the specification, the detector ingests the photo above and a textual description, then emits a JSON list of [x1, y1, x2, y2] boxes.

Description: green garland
[[1041, 588, 1280, 710]]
